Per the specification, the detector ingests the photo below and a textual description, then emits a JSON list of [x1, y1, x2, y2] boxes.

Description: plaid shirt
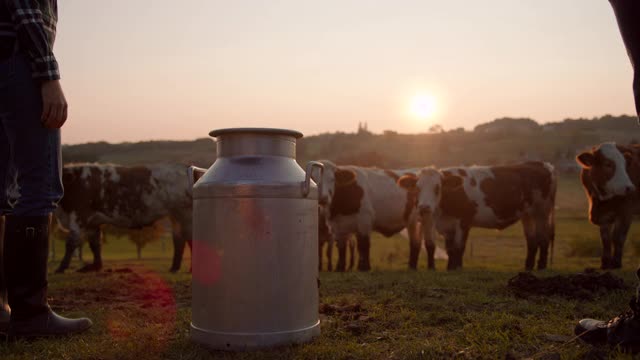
[[0, 0, 59, 81]]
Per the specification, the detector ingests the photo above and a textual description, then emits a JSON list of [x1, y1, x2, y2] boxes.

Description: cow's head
[[397, 168, 463, 255], [312, 160, 357, 207], [397, 168, 463, 218], [576, 143, 635, 201]]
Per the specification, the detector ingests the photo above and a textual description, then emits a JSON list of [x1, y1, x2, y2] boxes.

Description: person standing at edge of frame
[[574, 0, 640, 354], [0, 0, 92, 338]]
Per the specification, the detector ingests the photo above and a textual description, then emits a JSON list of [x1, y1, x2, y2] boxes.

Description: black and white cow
[[55, 163, 207, 273], [576, 142, 640, 269], [397, 162, 557, 271], [314, 160, 422, 271]]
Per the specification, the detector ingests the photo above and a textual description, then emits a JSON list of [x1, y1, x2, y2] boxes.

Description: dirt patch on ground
[[507, 270, 628, 300], [49, 266, 177, 311], [319, 303, 371, 335]]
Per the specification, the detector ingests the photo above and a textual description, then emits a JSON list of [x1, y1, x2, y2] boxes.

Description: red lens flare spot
[[192, 240, 222, 286]]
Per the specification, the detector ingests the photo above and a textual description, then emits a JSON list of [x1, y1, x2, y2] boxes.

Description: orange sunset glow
[[53, 0, 636, 143]]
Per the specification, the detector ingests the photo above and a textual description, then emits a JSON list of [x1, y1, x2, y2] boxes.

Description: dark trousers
[[610, 0, 640, 119], [0, 53, 63, 216], [610, 1, 640, 299]]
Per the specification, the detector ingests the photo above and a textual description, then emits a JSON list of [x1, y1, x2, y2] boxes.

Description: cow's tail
[[548, 164, 557, 268]]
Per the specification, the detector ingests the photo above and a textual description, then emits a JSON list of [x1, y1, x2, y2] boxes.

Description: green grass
[[2, 176, 640, 359]]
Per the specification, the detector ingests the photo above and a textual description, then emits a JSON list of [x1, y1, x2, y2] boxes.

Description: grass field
[[1, 176, 640, 359]]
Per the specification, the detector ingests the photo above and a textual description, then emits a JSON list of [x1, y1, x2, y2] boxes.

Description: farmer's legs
[[610, 0, 640, 118], [637, 265, 640, 305], [0, 55, 63, 217], [0, 54, 91, 338], [576, 2, 640, 352], [0, 216, 8, 333], [0, 54, 13, 333]]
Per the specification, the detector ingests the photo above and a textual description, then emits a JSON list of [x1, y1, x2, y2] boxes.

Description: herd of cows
[[46, 141, 638, 275]]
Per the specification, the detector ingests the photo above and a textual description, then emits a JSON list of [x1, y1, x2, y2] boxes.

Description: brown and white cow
[[314, 160, 421, 271], [576, 142, 640, 269], [397, 162, 557, 271], [54, 163, 207, 273]]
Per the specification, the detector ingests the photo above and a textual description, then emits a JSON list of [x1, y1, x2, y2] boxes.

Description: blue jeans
[[0, 53, 63, 216]]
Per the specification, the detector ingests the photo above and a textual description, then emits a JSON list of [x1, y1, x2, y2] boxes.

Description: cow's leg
[[77, 243, 83, 262], [408, 221, 421, 270], [443, 225, 466, 270], [56, 231, 81, 274], [537, 240, 549, 270], [335, 234, 347, 272], [600, 224, 614, 270], [326, 233, 334, 272], [522, 215, 538, 271], [169, 218, 186, 273], [445, 224, 467, 270], [611, 217, 631, 269], [423, 226, 436, 271], [356, 233, 371, 272], [318, 234, 324, 271], [529, 212, 552, 271], [347, 236, 355, 271], [457, 227, 470, 270], [170, 233, 185, 273], [444, 228, 457, 271], [524, 239, 538, 272], [78, 228, 103, 272], [536, 216, 551, 271], [89, 228, 103, 270]]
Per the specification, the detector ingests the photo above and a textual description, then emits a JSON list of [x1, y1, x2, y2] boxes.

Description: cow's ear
[[397, 175, 417, 189], [335, 169, 357, 187], [576, 152, 595, 168], [442, 175, 463, 190]]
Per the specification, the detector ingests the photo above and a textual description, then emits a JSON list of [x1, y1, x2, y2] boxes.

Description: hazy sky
[[55, 1, 636, 144]]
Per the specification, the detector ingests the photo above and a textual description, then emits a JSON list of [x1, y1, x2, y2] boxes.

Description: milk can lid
[[209, 128, 303, 139]]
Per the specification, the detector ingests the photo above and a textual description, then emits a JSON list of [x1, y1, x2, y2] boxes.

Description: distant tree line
[[62, 114, 639, 174]]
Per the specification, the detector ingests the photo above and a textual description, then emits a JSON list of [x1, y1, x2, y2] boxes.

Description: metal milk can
[[190, 128, 323, 350]]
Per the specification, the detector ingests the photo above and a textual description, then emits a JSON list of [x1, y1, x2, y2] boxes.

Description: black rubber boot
[[575, 270, 640, 353], [4, 215, 92, 339], [0, 215, 10, 335]]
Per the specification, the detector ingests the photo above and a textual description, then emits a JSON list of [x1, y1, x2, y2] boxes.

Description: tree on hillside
[[473, 117, 540, 134], [429, 124, 444, 133], [103, 220, 167, 260]]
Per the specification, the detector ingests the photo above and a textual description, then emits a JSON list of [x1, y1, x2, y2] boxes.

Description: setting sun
[[410, 94, 437, 120]]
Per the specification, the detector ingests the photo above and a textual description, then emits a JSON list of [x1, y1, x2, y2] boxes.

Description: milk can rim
[[209, 128, 303, 139]]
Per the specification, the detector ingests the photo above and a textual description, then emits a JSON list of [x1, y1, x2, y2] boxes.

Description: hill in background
[[63, 114, 639, 173]]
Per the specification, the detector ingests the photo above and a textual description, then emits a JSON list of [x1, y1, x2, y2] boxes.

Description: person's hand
[[41, 80, 68, 129]]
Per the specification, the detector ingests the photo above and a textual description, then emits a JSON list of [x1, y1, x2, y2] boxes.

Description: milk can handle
[[302, 161, 324, 198]]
